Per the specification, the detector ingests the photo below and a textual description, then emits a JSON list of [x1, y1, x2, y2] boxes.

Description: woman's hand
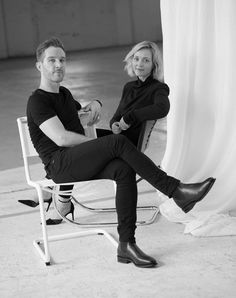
[[119, 117, 130, 130], [111, 122, 122, 134]]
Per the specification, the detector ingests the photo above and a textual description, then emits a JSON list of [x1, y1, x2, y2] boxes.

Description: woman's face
[[132, 48, 153, 81]]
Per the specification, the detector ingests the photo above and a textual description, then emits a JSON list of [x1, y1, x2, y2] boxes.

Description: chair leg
[[56, 196, 159, 227], [46, 181, 159, 228], [67, 181, 159, 227], [34, 186, 51, 265], [33, 187, 118, 265], [34, 229, 118, 265], [33, 240, 51, 266]]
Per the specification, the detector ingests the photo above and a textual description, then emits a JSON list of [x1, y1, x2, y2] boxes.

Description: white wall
[[0, 0, 162, 59], [2, 0, 35, 57]]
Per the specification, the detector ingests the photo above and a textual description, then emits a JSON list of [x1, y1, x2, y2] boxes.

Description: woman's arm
[[123, 88, 170, 126]]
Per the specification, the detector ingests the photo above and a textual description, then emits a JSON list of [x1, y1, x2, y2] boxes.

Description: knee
[[111, 159, 135, 182]]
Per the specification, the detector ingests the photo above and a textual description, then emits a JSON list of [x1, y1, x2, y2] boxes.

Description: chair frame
[[17, 116, 119, 265], [17, 116, 159, 265]]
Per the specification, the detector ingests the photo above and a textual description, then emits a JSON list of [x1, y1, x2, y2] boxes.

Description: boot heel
[[117, 256, 131, 264], [46, 197, 52, 212], [71, 208, 75, 220]]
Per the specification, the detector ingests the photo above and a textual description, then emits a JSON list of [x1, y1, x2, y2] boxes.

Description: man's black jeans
[[47, 134, 179, 242]]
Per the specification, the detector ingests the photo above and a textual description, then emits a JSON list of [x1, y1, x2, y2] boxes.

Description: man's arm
[[40, 116, 92, 147], [81, 100, 102, 125]]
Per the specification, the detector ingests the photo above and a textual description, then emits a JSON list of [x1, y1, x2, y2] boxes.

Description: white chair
[[17, 116, 118, 266], [17, 115, 159, 264]]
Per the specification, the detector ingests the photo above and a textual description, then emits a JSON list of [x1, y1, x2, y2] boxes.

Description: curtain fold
[[160, 0, 236, 236]]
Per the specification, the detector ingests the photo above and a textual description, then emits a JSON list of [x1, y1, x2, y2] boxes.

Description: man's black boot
[[117, 242, 158, 268], [172, 177, 216, 213]]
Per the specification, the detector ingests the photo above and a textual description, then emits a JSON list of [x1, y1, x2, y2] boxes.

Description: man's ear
[[36, 61, 41, 71]]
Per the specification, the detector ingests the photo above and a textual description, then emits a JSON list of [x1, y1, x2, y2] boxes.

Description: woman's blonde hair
[[124, 41, 164, 82]]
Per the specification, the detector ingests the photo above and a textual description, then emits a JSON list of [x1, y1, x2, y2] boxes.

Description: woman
[[109, 41, 169, 147]]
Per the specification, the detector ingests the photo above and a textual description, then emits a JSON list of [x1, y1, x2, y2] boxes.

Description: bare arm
[[40, 116, 92, 147]]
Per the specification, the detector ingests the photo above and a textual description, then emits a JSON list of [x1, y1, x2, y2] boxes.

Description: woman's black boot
[[172, 177, 216, 213], [117, 242, 158, 268]]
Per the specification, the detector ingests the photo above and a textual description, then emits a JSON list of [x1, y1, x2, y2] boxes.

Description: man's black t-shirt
[[26, 86, 84, 167]]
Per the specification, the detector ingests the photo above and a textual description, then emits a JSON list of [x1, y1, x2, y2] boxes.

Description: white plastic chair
[[17, 116, 118, 266]]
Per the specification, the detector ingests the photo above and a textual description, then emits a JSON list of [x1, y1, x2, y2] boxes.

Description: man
[[26, 37, 215, 268]]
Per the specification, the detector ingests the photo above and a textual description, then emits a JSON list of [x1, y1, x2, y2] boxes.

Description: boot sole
[[117, 256, 156, 268]]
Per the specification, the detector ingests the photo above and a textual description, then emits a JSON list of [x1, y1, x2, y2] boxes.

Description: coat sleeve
[[123, 84, 170, 126]]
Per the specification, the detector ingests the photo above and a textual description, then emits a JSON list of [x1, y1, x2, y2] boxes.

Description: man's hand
[[111, 122, 122, 134], [119, 117, 130, 130], [82, 101, 102, 125]]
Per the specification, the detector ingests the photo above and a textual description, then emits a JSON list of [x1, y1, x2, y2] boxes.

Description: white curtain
[[160, 0, 236, 236]]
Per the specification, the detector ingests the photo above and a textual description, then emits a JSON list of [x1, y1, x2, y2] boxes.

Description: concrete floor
[[0, 46, 236, 298]]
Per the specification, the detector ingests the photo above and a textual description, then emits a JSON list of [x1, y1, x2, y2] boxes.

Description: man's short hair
[[36, 37, 65, 61]]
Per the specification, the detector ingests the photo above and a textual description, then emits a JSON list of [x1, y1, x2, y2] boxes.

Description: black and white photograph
[[0, 0, 235, 297]]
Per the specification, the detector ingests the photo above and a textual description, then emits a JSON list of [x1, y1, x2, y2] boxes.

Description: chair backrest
[[17, 116, 38, 158], [17, 116, 40, 185], [137, 120, 157, 152]]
